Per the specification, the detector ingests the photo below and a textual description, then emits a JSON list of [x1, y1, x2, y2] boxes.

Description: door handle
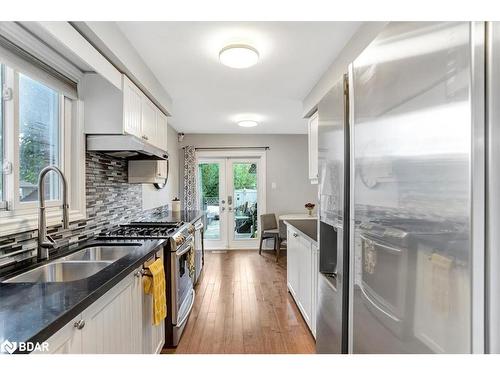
[[227, 195, 233, 205]]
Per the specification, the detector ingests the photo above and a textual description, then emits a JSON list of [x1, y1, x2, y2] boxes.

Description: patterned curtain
[[183, 146, 198, 210]]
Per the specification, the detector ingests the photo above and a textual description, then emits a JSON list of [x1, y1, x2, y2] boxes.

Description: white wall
[[302, 22, 388, 117], [142, 125, 180, 210], [180, 134, 317, 217]]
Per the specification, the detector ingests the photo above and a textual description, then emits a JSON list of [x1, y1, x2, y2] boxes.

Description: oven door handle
[[176, 241, 193, 257], [176, 289, 195, 328]]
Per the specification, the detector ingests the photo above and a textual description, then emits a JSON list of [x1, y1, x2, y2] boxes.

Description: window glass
[[18, 73, 60, 202]]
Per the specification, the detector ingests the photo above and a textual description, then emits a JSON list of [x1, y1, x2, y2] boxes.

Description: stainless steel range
[[100, 221, 196, 347]]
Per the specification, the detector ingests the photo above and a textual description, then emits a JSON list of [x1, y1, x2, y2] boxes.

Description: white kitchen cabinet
[[42, 257, 168, 354], [42, 316, 83, 354], [81, 267, 143, 354], [142, 250, 165, 354], [128, 160, 169, 184], [287, 227, 300, 298], [286, 224, 319, 336], [311, 243, 319, 338], [123, 75, 143, 138], [297, 234, 313, 326], [155, 110, 169, 151], [81, 73, 169, 153], [141, 95, 157, 144], [308, 111, 319, 184]]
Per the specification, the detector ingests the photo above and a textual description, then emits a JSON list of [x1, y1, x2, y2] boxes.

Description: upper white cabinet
[[122, 75, 143, 138], [141, 95, 157, 144], [155, 110, 169, 151], [81, 73, 168, 152], [308, 111, 319, 184]]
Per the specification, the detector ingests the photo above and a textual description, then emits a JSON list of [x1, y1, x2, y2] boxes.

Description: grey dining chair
[[258, 213, 283, 262]]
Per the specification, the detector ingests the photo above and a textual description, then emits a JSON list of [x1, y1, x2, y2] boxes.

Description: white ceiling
[[117, 22, 361, 134]]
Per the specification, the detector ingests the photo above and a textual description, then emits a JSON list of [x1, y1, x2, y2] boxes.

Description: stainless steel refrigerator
[[348, 21, 485, 354], [316, 75, 350, 353]]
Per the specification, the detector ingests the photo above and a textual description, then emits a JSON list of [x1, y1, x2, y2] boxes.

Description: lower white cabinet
[[44, 251, 165, 354], [287, 225, 319, 337], [81, 268, 143, 354], [43, 315, 83, 354], [142, 252, 165, 354]]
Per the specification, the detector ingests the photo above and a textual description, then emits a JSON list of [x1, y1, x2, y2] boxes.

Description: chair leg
[[275, 234, 280, 262], [259, 233, 264, 255]]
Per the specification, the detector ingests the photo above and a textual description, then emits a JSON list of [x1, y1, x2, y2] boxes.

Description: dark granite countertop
[[284, 219, 318, 243], [140, 209, 204, 224], [0, 238, 165, 352]]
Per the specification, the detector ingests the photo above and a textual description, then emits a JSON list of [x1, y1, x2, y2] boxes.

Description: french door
[[197, 151, 266, 250]]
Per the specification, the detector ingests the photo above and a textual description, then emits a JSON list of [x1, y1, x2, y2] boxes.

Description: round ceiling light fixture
[[237, 120, 258, 128], [219, 44, 259, 69]]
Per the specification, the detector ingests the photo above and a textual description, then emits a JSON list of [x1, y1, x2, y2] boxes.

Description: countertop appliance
[[316, 74, 350, 353], [348, 21, 485, 353], [99, 221, 196, 347]]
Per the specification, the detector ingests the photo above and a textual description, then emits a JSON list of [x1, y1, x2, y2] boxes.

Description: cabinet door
[[123, 76, 142, 138], [155, 110, 168, 151], [298, 237, 313, 326], [287, 228, 300, 298], [81, 269, 143, 354], [142, 251, 165, 354], [156, 160, 169, 180], [308, 112, 319, 183], [311, 243, 319, 338], [141, 96, 157, 144], [42, 315, 83, 354]]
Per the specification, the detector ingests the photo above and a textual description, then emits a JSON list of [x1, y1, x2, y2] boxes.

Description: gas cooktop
[[100, 222, 185, 239]]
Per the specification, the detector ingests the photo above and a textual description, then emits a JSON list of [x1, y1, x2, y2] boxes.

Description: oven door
[[171, 239, 194, 326], [359, 234, 410, 336]]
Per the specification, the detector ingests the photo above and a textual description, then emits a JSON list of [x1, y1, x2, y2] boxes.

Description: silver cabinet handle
[[293, 233, 298, 237], [134, 270, 144, 278], [74, 320, 85, 330]]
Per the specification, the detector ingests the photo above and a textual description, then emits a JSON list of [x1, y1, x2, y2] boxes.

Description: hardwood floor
[[165, 250, 316, 354]]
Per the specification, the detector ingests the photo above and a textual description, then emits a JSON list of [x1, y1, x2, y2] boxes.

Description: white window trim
[[0, 62, 86, 237]]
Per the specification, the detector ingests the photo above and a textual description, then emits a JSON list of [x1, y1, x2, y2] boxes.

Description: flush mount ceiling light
[[237, 120, 258, 128], [219, 44, 259, 69]]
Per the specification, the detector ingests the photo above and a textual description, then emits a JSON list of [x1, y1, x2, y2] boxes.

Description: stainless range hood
[[86, 135, 168, 160]]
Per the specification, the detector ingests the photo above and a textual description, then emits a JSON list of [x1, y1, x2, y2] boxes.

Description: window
[[0, 58, 85, 236], [18, 73, 61, 202]]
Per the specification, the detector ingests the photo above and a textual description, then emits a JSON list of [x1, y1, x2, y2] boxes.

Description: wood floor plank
[[168, 250, 315, 354]]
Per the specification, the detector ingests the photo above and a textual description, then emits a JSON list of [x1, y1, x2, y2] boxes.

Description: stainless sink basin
[[4, 261, 111, 283], [61, 245, 138, 262]]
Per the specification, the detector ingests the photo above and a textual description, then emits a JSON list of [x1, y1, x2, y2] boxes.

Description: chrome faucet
[[38, 166, 69, 260]]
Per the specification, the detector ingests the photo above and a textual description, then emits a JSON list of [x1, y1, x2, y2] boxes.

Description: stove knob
[[188, 225, 195, 234]]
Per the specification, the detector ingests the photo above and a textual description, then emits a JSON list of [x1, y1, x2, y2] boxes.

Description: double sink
[[4, 244, 141, 283]]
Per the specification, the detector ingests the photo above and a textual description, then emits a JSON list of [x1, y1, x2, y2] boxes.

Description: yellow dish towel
[[143, 258, 167, 326], [187, 243, 195, 279]]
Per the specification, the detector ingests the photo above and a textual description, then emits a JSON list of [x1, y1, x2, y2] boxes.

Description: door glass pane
[[18, 73, 60, 202], [198, 162, 220, 240], [232, 162, 258, 240]]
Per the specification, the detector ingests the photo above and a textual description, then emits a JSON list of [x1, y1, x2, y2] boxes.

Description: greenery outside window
[[0, 57, 85, 236]]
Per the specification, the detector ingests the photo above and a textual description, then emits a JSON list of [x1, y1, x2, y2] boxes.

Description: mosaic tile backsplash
[[0, 152, 160, 271]]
